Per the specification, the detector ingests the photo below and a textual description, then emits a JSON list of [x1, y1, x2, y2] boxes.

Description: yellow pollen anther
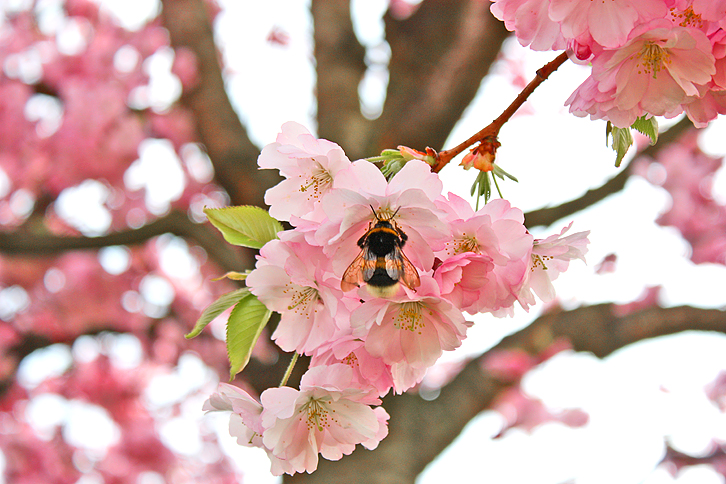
[[286, 286, 320, 313], [299, 164, 333, 201], [455, 236, 479, 254], [669, 7, 702, 28], [635, 41, 671, 79], [531, 254, 553, 272], [301, 399, 335, 432], [394, 301, 424, 333], [342, 352, 359, 368]]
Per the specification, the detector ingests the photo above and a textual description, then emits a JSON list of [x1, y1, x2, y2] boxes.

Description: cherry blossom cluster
[[0, 1, 212, 229], [490, 0, 726, 128], [204, 122, 589, 475]]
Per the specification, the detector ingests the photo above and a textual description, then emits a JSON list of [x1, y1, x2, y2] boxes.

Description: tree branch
[[524, 116, 695, 228], [433, 51, 570, 171], [287, 303, 726, 483], [160, 0, 280, 207], [365, 0, 509, 156], [0, 210, 248, 274], [311, 0, 369, 158]]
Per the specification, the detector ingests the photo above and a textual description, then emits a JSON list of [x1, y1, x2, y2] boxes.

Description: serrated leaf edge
[[226, 295, 272, 380], [204, 206, 283, 249], [185, 287, 249, 339]]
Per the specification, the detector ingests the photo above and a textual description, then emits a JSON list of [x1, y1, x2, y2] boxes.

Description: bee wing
[[385, 248, 420, 290], [341, 248, 377, 292]]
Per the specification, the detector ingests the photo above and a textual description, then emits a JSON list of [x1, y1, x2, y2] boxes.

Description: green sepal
[[471, 171, 492, 210], [470, 164, 518, 209], [204, 206, 283, 249], [606, 122, 634, 168], [185, 287, 250, 339], [226, 293, 272, 380], [492, 164, 519, 183]]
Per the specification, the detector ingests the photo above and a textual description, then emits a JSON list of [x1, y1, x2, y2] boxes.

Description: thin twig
[[433, 51, 570, 173], [280, 352, 299, 387]]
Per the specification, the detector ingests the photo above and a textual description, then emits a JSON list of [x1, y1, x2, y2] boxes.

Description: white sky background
[[7, 0, 726, 483]]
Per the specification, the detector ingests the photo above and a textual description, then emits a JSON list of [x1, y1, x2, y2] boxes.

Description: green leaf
[[185, 287, 249, 339], [226, 293, 272, 379], [631, 116, 659, 146], [606, 122, 634, 168], [204, 206, 283, 249]]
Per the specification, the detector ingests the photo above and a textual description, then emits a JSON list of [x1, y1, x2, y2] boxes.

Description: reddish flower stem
[[432, 51, 570, 173]]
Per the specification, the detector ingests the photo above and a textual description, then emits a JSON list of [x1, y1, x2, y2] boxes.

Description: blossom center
[[301, 398, 333, 432], [531, 254, 553, 272], [299, 163, 333, 201], [635, 41, 671, 79], [394, 301, 425, 333], [669, 7, 702, 28], [447, 234, 479, 255], [285, 285, 320, 314], [342, 351, 359, 369], [375, 206, 396, 220]]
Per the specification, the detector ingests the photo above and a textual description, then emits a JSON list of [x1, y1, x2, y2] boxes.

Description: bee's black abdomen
[[366, 267, 398, 287]]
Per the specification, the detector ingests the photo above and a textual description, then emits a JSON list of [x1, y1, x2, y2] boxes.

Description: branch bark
[[365, 0, 509, 156], [286, 303, 726, 483], [0, 210, 248, 274], [160, 0, 280, 207], [311, 0, 369, 158], [524, 116, 695, 228]]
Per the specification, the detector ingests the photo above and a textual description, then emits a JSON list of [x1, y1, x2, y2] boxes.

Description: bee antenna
[[369, 205, 380, 221], [391, 206, 401, 218]]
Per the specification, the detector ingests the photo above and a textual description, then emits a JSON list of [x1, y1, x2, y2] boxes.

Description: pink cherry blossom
[[388, 362, 430, 394], [246, 234, 347, 355], [203, 383, 296, 476], [636, 133, 726, 265], [203, 383, 265, 441], [490, 0, 567, 51], [612, 286, 662, 317], [316, 159, 450, 278], [434, 252, 496, 312], [492, 386, 589, 435], [549, 0, 667, 49], [260, 364, 388, 475], [350, 276, 470, 370], [435, 195, 533, 313], [482, 348, 538, 382], [518, 223, 590, 310], [683, 90, 726, 128], [571, 20, 716, 127], [310, 334, 395, 396], [671, 0, 726, 30], [565, 75, 640, 128], [258, 122, 352, 222]]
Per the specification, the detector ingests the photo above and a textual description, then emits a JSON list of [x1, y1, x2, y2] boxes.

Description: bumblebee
[[341, 207, 420, 297]]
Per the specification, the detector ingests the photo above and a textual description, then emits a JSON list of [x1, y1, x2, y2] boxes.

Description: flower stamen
[[531, 254, 553, 272], [669, 7, 703, 28], [302, 399, 332, 432], [299, 164, 333, 201], [286, 286, 320, 313], [635, 41, 671, 79], [394, 301, 424, 333]]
